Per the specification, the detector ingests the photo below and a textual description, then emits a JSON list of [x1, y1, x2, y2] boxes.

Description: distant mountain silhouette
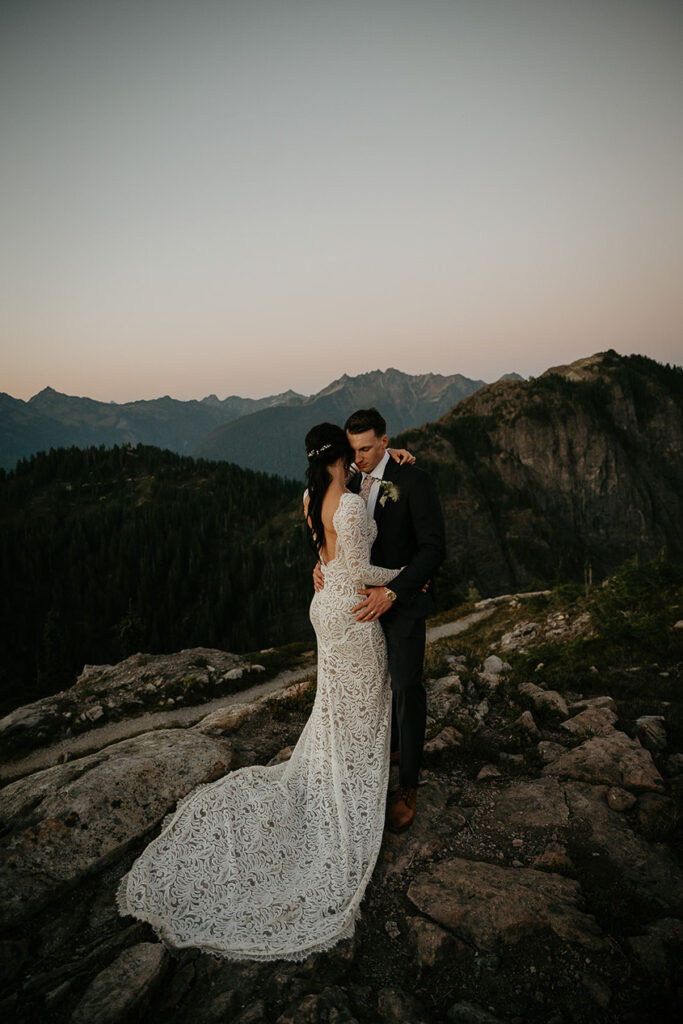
[[0, 386, 302, 470], [194, 368, 506, 478], [1, 370, 519, 475]]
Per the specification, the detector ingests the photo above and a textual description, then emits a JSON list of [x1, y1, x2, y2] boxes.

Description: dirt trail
[[426, 608, 494, 642], [0, 665, 315, 785], [2, 608, 492, 786]]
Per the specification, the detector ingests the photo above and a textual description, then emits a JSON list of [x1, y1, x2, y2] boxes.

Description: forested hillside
[[0, 446, 313, 712]]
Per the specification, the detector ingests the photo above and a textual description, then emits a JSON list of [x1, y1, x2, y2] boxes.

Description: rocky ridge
[[396, 350, 683, 598], [0, 648, 257, 761], [1, 586, 682, 1023]]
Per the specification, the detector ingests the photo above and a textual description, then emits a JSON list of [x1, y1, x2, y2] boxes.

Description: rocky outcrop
[[397, 350, 683, 595], [0, 729, 233, 924], [70, 943, 169, 1024], [541, 730, 664, 791], [407, 857, 606, 952], [0, 648, 257, 761], [1, 584, 681, 1024], [563, 782, 683, 918]]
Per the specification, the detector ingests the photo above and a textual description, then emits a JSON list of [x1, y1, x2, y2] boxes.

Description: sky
[[1, 0, 681, 403]]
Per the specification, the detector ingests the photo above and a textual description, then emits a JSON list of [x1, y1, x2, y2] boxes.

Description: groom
[[315, 407, 446, 832]]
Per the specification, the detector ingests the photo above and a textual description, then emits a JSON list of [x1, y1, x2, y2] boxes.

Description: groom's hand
[[313, 562, 325, 592], [352, 587, 392, 622]]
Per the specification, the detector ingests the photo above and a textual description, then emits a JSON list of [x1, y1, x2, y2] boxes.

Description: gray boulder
[[541, 730, 664, 791], [70, 942, 169, 1024], [487, 777, 570, 830], [518, 681, 568, 718], [563, 782, 683, 915], [560, 706, 618, 737], [408, 857, 605, 952], [500, 621, 539, 652], [0, 729, 232, 924], [634, 715, 667, 751]]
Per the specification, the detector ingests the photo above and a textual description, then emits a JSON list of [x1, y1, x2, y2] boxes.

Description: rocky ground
[[1, 572, 682, 1024]]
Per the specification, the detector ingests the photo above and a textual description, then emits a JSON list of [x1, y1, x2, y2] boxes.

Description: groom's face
[[346, 428, 388, 474]]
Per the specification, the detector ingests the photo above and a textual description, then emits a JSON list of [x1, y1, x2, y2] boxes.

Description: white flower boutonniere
[[378, 480, 400, 507]]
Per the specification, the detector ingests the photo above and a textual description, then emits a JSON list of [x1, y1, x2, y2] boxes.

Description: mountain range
[[1, 348, 680, 711], [0, 368, 520, 476], [195, 368, 513, 478], [0, 385, 302, 472]]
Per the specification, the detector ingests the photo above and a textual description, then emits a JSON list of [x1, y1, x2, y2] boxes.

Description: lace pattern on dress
[[116, 492, 401, 961]]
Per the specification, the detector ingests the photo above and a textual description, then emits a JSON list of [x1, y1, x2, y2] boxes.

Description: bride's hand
[[388, 447, 416, 465]]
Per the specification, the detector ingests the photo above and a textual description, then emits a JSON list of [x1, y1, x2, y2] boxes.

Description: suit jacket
[[349, 459, 446, 627]]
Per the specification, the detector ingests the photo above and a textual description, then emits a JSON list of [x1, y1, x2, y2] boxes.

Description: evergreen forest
[[0, 445, 314, 713]]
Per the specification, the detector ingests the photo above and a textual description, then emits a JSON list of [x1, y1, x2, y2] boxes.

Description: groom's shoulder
[[391, 461, 435, 487]]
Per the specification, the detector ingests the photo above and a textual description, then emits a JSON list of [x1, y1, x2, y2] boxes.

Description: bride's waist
[[316, 573, 364, 597]]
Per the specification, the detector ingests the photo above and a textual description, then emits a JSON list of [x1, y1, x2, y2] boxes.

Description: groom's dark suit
[[349, 458, 446, 787]]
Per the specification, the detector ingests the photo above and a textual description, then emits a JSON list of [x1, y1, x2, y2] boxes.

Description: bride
[[116, 422, 404, 961]]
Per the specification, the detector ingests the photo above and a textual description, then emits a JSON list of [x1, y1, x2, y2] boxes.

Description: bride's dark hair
[[304, 422, 353, 555]]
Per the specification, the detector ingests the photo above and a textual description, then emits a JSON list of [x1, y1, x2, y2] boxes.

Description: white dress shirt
[[363, 449, 390, 519]]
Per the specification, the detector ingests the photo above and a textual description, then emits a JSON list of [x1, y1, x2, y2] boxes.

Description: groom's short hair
[[345, 407, 386, 437]]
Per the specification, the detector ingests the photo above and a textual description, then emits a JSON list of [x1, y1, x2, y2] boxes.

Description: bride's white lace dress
[[116, 491, 400, 961]]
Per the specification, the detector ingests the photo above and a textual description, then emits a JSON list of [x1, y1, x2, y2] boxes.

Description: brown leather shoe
[[386, 786, 418, 833]]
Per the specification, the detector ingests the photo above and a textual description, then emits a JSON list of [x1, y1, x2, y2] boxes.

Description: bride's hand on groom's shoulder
[[388, 447, 416, 465]]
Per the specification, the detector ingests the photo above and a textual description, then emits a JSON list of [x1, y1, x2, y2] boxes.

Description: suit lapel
[[374, 458, 400, 524]]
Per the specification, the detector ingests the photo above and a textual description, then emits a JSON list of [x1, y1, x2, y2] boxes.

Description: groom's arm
[[353, 469, 445, 620], [388, 469, 446, 606]]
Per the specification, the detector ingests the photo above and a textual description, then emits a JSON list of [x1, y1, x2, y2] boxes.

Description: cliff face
[[397, 351, 683, 598]]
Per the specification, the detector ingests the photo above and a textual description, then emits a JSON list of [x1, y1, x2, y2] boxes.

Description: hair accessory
[[307, 442, 333, 458]]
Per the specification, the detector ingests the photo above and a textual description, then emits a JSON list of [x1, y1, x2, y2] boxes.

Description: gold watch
[[384, 588, 397, 603]]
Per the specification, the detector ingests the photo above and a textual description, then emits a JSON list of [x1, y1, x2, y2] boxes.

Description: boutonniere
[[378, 480, 400, 506]]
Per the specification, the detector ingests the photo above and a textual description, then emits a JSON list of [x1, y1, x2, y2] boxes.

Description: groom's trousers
[[382, 613, 427, 789]]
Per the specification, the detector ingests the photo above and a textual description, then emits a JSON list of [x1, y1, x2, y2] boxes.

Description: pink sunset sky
[[1, 0, 681, 403]]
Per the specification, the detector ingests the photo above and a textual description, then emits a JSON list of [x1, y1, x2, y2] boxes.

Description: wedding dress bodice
[[314, 490, 392, 594]]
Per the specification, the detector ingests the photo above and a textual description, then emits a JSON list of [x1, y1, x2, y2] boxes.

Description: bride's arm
[[336, 495, 403, 588], [387, 447, 415, 465]]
